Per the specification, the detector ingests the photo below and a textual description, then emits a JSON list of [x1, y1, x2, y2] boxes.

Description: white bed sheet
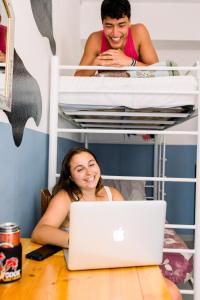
[[59, 75, 197, 109]]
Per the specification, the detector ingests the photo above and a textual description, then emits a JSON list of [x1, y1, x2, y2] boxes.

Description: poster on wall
[[0, 0, 14, 111]]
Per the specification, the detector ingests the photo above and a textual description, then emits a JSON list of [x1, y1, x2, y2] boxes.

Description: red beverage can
[[0, 223, 20, 248], [0, 223, 22, 283]]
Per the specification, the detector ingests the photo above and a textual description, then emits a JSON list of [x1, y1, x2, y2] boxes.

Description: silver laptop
[[64, 200, 166, 271]]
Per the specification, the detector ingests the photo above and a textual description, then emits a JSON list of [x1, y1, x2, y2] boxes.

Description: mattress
[[59, 75, 197, 109]]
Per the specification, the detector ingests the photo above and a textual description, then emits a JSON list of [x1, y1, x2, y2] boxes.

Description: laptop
[[64, 200, 166, 271]]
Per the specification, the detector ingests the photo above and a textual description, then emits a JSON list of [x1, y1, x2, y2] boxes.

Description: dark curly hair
[[101, 0, 131, 21], [52, 147, 103, 201]]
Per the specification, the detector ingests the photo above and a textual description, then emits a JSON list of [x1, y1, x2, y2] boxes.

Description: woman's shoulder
[[38, 189, 71, 226], [106, 186, 124, 201], [51, 189, 72, 205]]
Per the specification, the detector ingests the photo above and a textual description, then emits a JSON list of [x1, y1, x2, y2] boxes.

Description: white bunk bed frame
[[49, 56, 200, 298]]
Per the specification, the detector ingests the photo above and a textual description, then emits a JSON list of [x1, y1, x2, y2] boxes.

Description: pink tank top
[[0, 25, 7, 53], [100, 27, 139, 61]]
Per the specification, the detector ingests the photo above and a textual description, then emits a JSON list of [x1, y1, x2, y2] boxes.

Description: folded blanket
[[95, 60, 180, 78], [129, 60, 180, 78], [160, 228, 193, 284]]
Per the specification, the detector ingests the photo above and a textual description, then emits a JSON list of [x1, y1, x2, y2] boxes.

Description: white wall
[[156, 41, 200, 66], [52, 0, 82, 65], [0, 0, 52, 135]]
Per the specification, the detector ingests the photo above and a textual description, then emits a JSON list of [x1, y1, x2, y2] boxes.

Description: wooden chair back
[[41, 189, 52, 215]]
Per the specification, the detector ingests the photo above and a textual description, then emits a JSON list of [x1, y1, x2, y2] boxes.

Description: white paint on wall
[[0, 0, 52, 134], [52, 0, 82, 66], [156, 41, 200, 67], [0, 110, 9, 122]]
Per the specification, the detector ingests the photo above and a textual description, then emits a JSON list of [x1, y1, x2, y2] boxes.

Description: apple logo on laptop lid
[[113, 227, 125, 242]]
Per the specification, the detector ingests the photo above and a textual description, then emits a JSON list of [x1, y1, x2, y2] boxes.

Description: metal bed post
[[84, 133, 89, 149], [161, 135, 166, 201], [153, 135, 159, 200], [193, 61, 200, 300], [158, 136, 163, 200], [48, 56, 59, 191]]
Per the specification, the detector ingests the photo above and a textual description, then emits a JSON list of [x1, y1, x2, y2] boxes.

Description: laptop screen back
[[65, 200, 166, 270]]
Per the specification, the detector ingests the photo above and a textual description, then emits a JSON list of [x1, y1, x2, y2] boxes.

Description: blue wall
[[165, 145, 196, 234], [0, 122, 48, 237], [90, 144, 154, 177]]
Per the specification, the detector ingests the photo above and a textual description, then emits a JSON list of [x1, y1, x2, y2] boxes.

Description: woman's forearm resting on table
[[31, 224, 69, 248]]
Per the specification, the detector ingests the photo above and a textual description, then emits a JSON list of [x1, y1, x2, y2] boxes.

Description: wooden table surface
[[0, 238, 172, 300]]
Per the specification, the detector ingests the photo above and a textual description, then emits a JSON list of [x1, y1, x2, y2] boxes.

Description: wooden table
[[0, 239, 172, 300]]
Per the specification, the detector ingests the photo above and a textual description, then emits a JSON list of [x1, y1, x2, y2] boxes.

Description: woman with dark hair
[[32, 146, 182, 300], [32, 147, 123, 247], [52, 147, 104, 200]]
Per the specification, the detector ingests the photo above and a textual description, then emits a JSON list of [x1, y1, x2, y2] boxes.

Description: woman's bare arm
[[31, 190, 71, 248]]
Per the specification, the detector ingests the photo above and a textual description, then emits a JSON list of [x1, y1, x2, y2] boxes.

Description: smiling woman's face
[[102, 16, 130, 50], [69, 152, 101, 192]]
